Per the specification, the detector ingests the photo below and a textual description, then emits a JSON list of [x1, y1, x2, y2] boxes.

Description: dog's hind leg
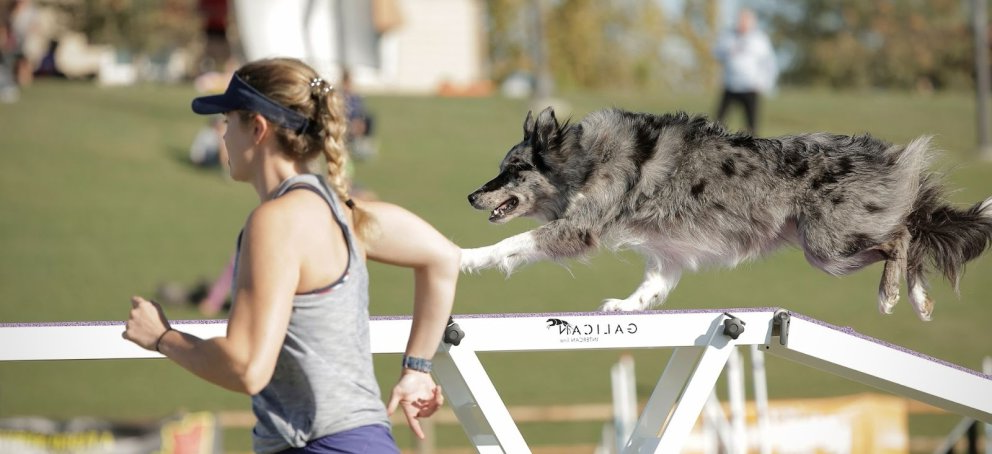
[[599, 255, 681, 311], [906, 263, 935, 321], [877, 227, 910, 315]]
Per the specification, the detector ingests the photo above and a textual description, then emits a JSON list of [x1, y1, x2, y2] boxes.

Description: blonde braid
[[310, 77, 379, 241]]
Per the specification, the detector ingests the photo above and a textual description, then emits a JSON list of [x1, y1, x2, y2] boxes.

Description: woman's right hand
[[386, 370, 444, 439], [123, 296, 172, 351]]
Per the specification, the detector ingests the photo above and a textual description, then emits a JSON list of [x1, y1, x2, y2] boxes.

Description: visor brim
[[191, 95, 239, 115]]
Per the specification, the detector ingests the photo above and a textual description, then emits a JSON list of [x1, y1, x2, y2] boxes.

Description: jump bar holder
[[443, 316, 465, 346], [722, 312, 746, 339], [772, 309, 791, 346]]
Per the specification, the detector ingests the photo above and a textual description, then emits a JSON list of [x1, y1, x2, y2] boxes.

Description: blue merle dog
[[461, 107, 992, 320]]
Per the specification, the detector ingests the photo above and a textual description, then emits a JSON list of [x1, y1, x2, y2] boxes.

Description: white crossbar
[[2, 307, 991, 453], [766, 313, 992, 423]]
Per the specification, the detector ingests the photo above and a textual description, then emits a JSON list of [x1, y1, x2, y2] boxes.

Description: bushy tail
[[906, 177, 992, 290]]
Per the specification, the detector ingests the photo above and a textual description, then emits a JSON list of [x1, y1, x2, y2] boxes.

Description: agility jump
[[2, 307, 991, 453]]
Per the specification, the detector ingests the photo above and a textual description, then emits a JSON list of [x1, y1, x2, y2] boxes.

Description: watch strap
[[401, 355, 433, 373]]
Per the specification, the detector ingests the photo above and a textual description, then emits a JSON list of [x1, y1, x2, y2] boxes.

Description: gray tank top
[[234, 174, 389, 453]]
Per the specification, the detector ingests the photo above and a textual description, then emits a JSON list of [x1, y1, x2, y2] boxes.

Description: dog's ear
[[523, 110, 535, 140], [534, 106, 559, 146]]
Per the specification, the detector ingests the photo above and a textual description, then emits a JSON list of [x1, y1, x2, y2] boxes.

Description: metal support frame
[[624, 323, 737, 453], [431, 343, 529, 453], [3, 308, 992, 453]]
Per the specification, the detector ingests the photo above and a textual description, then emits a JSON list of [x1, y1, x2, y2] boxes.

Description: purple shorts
[[278, 424, 400, 454]]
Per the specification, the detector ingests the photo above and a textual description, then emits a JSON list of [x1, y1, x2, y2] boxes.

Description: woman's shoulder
[[246, 191, 334, 238]]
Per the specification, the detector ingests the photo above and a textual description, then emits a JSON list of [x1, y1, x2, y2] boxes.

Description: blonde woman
[[124, 58, 459, 453]]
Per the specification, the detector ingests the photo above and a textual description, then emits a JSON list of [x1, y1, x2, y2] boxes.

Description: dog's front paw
[[460, 247, 497, 273], [599, 298, 647, 312]]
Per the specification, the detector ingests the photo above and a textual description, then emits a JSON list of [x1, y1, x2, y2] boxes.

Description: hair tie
[[155, 328, 174, 353], [345, 198, 356, 209], [309, 77, 333, 94]]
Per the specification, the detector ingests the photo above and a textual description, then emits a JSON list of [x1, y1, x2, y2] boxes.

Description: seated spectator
[[341, 68, 377, 161], [188, 115, 229, 174]]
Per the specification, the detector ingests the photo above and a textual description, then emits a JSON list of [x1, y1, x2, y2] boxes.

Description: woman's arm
[[364, 201, 460, 362], [362, 200, 460, 437], [124, 201, 299, 395]]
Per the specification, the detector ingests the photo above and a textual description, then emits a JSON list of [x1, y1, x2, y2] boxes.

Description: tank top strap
[[271, 174, 358, 259]]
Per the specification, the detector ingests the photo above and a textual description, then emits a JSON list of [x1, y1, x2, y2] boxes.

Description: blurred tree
[[483, 0, 530, 85], [774, 0, 975, 91], [484, 0, 668, 91], [74, 0, 199, 57], [549, 0, 670, 90], [661, 0, 720, 91]]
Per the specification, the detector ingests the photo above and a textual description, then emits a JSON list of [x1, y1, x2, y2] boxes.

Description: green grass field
[[1, 81, 990, 452]]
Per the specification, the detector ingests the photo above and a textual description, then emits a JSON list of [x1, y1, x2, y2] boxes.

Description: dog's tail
[[906, 176, 992, 290]]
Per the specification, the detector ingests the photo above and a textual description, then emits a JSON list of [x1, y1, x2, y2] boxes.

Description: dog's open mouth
[[489, 196, 519, 222]]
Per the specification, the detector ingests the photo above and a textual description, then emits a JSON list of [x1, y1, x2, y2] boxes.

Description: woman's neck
[[251, 151, 311, 202]]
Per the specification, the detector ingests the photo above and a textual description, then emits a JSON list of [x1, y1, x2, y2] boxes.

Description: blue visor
[[191, 74, 310, 134]]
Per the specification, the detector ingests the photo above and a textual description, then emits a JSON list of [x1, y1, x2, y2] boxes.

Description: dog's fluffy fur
[[461, 107, 992, 320]]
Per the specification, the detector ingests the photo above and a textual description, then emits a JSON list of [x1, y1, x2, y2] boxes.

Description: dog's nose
[[468, 192, 478, 206]]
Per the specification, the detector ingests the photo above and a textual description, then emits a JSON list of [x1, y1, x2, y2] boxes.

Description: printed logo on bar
[[546, 318, 638, 343]]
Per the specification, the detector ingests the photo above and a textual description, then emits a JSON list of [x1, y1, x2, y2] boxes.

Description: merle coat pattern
[[461, 107, 992, 320]]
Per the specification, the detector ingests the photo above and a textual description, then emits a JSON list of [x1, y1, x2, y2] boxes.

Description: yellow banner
[[685, 393, 908, 454]]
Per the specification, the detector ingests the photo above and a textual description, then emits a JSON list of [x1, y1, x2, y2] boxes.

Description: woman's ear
[[250, 114, 270, 145]]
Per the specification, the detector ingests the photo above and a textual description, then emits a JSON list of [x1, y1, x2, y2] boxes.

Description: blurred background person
[[155, 252, 234, 317], [0, 0, 18, 102], [197, 0, 233, 75], [713, 7, 777, 136], [341, 67, 378, 162], [188, 114, 230, 173], [6, 0, 42, 87]]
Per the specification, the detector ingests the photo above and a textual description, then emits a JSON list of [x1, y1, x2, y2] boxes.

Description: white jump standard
[[1, 307, 990, 453]]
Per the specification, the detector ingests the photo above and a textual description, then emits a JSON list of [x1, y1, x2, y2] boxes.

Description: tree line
[[36, 0, 985, 92], [485, 0, 984, 92]]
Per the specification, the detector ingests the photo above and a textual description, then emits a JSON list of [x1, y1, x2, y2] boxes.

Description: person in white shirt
[[713, 8, 778, 135]]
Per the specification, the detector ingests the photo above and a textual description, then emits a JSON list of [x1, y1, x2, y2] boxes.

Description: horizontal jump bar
[[1, 308, 781, 361]]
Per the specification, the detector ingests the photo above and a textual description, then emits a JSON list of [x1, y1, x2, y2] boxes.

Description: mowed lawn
[[1, 80, 990, 452]]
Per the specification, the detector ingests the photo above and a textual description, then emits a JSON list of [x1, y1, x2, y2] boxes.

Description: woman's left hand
[[123, 296, 172, 351], [387, 370, 444, 439]]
